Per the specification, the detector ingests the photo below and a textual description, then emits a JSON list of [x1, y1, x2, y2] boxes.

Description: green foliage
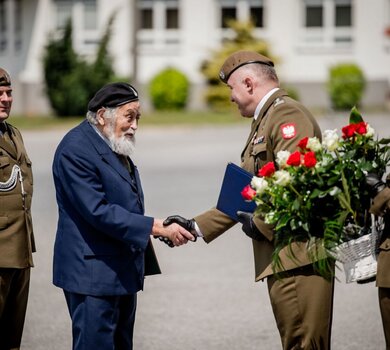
[[200, 20, 275, 110], [327, 63, 366, 110], [43, 15, 116, 117], [149, 68, 189, 110]]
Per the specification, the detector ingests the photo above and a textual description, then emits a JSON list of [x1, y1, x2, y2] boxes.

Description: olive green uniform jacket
[[194, 89, 322, 281], [370, 173, 390, 288], [0, 123, 35, 268]]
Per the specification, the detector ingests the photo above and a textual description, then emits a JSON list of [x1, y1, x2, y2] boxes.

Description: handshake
[[153, 215, 198, 248], [154, 211, 267, 248]]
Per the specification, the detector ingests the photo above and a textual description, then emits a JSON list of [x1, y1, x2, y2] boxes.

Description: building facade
[[0, 0, 389, 115]]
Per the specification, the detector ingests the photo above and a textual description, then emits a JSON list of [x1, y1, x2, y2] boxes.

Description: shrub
[[200, 20, 275, 111], [43, 16, 116, 117], [149, 68, 189, 110], [327, 63, 366, 110]]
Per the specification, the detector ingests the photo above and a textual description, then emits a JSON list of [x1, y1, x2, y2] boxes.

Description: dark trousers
[[64, 291, 137, 350], [267, 266, 334, 350], [379, 287, 390, 350], [0, 267, 30, 350]]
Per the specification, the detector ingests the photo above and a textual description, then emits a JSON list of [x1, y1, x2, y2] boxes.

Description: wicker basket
[[328, 218, 383, 283]]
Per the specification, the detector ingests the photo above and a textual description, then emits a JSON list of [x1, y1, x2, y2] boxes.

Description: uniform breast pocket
[[250, 143, 268, 171], [0, 155, 11, 180]]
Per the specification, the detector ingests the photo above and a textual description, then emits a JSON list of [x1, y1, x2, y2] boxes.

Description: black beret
[[219, 51, 274, 83], [88, 82, 139, 112], [0, 68, 11, 86]]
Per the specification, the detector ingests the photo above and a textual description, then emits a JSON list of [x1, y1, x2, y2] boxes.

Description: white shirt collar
[[254, 87, 280, 120]]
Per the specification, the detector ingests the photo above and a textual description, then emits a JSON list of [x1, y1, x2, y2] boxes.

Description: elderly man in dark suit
[[52, 82, 194, 350], [0, 68, 35, 349]]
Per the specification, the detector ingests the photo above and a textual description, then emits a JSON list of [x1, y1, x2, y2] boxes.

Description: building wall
[[0, 0, 389, 115]]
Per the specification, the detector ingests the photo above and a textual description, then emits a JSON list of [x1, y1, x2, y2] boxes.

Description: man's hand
[[366, 173, 386, 197], [163, 215, 197, 242], [236, 211, 264, 241], [152, 219, 195, 247]]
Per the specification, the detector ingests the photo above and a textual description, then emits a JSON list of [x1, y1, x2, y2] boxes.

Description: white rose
[[307, 137, 322, 152], [276, 150, 291, 168], [251, 176, 268, 194], [274, 170, 291, 186], [322, 129, 340, 151], [366, 124, 375, 138]]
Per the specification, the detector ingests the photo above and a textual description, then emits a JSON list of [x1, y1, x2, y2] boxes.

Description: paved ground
[[19, 112, 389, 349]]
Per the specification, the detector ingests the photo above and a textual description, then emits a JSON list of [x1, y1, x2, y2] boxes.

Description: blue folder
[[216, 162, 257, 221]]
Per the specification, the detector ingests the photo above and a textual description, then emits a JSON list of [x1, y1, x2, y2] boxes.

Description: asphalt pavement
[[19, 111, 389, 349]]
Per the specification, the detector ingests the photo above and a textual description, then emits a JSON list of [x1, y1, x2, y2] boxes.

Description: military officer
[[0, 68, 35, 349], [367, 173, 390, 348], [165, 51, 334, 349]]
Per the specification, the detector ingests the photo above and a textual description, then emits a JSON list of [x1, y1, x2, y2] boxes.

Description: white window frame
[[298, 0, 354, 52]]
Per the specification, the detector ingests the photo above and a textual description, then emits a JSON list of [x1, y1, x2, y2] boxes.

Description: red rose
[[355, 121, 367, 135], [258, 162, 276, 177], [303, 151, 317, 168], [241, 185, 257, 201], [286, 151, 302, 166], [342, 124, 357, 139], [297, 137, 309, 150]]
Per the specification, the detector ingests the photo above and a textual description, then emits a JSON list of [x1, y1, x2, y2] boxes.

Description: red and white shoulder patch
[[280, 123, 296, 139]]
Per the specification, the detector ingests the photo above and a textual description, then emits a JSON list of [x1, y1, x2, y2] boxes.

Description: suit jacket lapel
[[0, 123, 17, 159]]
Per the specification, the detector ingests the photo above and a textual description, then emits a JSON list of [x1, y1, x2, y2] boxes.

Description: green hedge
[[327, 63, 366, 110], [149, 68, 189, 110]]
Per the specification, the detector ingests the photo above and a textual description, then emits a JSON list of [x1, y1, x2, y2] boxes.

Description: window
[[84, 0, 97, 30], [250, 6, 263, 28], [301, 0, 353, 48], [305, 0, 323, 27], [56, 0, 72, 29], [221, 7, 236, 28], [220, 0, 264, 29], [166, 8, 178, 29], [140, 8, 153, 29], [335, 0, 351, 27], [14, 0, 22, 51], [0, 0, 6, 52]]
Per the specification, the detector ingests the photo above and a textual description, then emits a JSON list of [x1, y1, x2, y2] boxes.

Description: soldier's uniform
[[0, 68, 35, 349], [194, 51, 334, 350], [370, 174, 390, 348]]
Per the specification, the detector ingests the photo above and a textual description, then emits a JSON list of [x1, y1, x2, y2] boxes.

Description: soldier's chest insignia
[[280, 123, 296, 139], [253, 135, 265, 145], [274, 98, 285, 107]]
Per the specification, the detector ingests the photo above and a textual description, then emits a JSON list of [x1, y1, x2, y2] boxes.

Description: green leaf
[[349, 106, 364, 124]]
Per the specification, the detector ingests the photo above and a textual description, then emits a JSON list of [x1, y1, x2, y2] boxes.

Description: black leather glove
[[154, 235, 175, 248], [366, 173, 386, 198], [163, 215, 197, 242], [236, 211, 264, 241]]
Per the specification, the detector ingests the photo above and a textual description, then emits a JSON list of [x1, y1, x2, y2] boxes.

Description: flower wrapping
[[244, 107, 390, 279]]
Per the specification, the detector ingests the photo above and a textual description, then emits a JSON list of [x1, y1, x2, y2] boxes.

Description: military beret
[[219, 51, 274, 83], [88, 82, 139, 112], [0, 68, 11, 86]]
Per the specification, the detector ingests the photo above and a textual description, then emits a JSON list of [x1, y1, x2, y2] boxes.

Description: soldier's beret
[[0, 68, 11, 86], [88, 82, 139, 112], [219, 51, 274, 83]]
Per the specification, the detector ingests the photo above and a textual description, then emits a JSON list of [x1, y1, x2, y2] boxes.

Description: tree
[[200, 20, 275, 110], [43, 15, 116, 117]]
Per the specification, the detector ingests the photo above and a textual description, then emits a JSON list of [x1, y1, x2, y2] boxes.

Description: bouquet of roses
[[241, 107, 390, 278]]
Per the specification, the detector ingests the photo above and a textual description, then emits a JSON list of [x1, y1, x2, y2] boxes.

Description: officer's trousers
[[267, 265, 334, 350], [0, 267, 30, 350]]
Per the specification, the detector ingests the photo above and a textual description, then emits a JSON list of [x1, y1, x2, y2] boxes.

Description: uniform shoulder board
[[273, 97, 285, 107]]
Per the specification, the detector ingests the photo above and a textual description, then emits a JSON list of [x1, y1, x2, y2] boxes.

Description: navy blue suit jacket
[[52, 120, 160, 296]]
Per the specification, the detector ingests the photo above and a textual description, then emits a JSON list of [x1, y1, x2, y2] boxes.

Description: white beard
[[106, 125, 136, 157]]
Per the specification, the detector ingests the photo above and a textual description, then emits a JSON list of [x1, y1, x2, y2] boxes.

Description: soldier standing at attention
[[165, 51, 334, 350], [0, 68, 35, 349]]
